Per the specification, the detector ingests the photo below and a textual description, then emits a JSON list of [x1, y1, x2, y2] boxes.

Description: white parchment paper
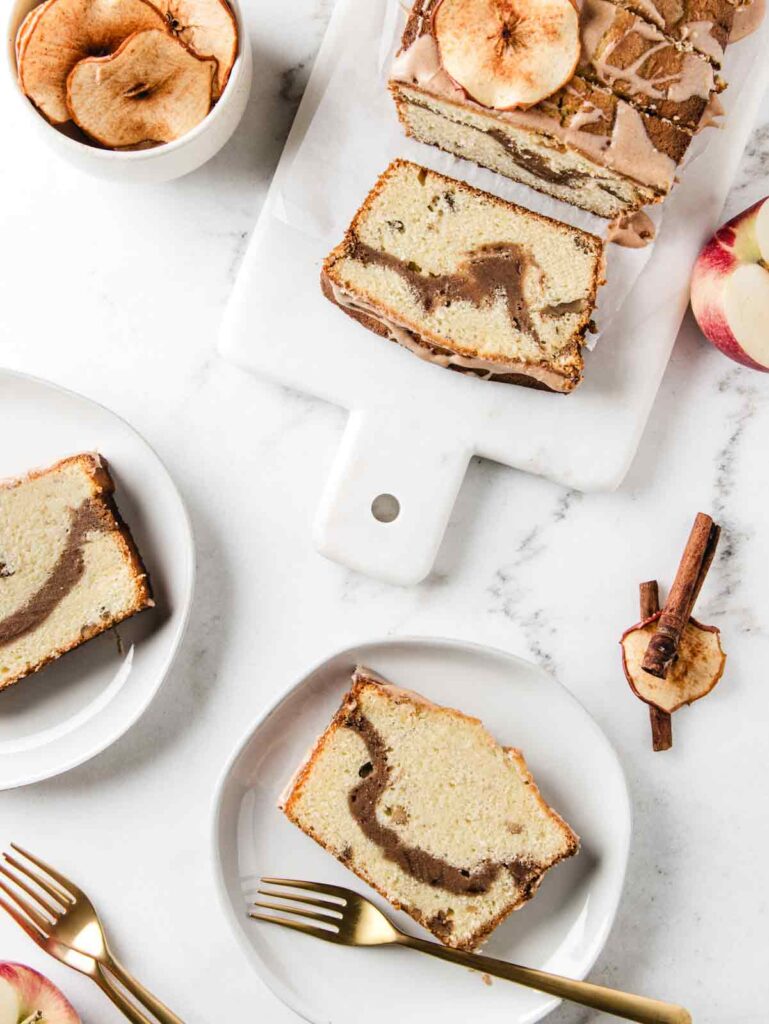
[[274, 0, 764, 346]]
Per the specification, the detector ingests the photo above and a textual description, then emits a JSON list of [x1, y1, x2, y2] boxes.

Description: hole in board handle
[[371, 494, 400, 523]]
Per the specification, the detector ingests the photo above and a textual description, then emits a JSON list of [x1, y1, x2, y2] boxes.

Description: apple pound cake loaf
[[389, 0, 726, 218], [282, 668, 579, 950], [322, 160, 605, 392], [0, 454, 153, 691]]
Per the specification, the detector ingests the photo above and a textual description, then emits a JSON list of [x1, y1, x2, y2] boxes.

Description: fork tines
[[0, 843, 74, 939], [249, 877, 348, 943]]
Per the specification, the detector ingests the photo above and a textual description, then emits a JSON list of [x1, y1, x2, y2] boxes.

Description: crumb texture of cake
[[389, 0, 723, 217], [281, 667, 579, 950], [322, 160, 604, 393], [0, 453, 153, 691]]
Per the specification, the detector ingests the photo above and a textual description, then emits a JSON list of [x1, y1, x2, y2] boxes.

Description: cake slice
[[321, 160, 605, 393], [390, 1, 696, 217], [0, 453, 153, 691], [281, 668, 579, 951]]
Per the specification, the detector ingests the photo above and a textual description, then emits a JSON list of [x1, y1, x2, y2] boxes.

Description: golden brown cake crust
[[0, 453, 153, 692], [282, 669, 580, 950]]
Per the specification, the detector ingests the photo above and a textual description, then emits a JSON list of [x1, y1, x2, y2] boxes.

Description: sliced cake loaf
[[322, 160, 605, 393], [281, 667, 579, 951], [391, 76, 691, 218], [389, 0, 712, 218], [0, 453, 153, 691]]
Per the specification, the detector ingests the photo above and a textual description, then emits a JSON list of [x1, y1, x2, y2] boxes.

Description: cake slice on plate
[[0, 453, 153, 691], [322, 160, 605, 393], [281, 667, 579, 950]]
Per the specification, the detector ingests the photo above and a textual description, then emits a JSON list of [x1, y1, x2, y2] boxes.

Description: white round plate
[[212, 637, 631, 1024], [0, 370, 194, 789]]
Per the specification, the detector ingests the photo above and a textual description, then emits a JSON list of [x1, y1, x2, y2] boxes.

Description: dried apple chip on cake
[[433, 0, 581, 109], [281, 668, 579, 950]]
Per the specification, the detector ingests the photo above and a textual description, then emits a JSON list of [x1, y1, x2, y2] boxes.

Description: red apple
[[0, 963, 80, 1024], [690, 196, 769, 371]]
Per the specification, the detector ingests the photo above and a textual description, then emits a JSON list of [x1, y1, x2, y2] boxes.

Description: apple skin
[[0, 963, 80, 1024], [690, 197, 769, 372]]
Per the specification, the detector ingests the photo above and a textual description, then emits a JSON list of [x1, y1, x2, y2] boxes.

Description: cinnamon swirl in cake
[[0, 454, 153, 691], [321, 160, 605, 392], [281, 667, 579, 950]]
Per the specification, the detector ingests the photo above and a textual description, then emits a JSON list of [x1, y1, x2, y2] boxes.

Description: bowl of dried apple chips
[[8, 0, 252, 181]]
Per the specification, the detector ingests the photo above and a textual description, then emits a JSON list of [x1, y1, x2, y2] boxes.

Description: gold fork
[[0, 893, 151, 1024], [0, 843, 184, 1024], [251, 878, 692, 1024]]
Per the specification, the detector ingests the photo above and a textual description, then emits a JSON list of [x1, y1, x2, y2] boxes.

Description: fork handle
[[397, 935, 691, 1024], [94, 967, 155, 1024], [101, 954, 185, 1024]]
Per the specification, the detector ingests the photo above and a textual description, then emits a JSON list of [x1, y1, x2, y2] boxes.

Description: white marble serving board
[[219, 0, 769, 586]]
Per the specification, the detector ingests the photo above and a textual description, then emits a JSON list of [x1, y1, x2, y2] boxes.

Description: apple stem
[[20, 1013, 44, 1024]]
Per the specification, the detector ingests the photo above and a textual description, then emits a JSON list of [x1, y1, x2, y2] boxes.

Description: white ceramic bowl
[[6, 0, 252, 183]]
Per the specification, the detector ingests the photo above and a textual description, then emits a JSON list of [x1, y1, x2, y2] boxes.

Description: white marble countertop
[[1, 2, 768, 1021]]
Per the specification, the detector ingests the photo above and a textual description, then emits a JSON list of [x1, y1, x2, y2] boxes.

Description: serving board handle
[[313, 409, 471, 586]]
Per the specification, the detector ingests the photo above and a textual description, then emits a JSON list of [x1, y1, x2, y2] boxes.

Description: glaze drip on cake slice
[[322, 160, 605, 392], [0, 454, 153, 691], [281, 667, 579, 950]]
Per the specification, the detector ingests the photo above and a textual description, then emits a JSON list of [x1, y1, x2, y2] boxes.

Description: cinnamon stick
[[639, 579, 660, 620], [649, 705, 673, 751], [641, 513, 720, 679], [640, 580, 672, 751]]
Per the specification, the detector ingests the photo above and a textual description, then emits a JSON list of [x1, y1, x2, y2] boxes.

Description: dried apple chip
[[433, 0, 581, 110], [18, 0, 168, 124], [16, 1, 51, 68], [621, 613, 726, 714], [66, 29, 216, 148], [151, 0, 238, 98]]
